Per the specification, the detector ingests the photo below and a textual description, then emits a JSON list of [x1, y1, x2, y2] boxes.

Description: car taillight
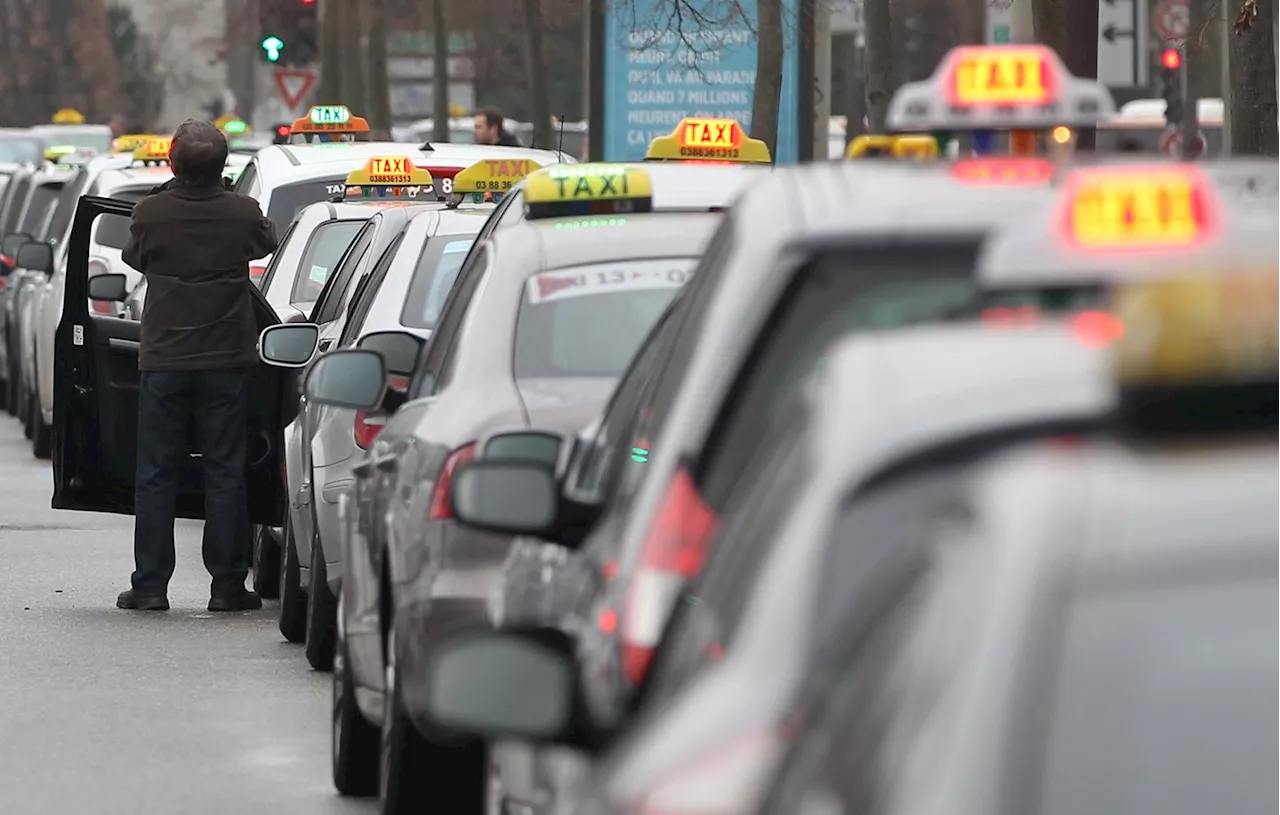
[[249, 264, 267, 281], [620, 466, 718, 686], [427, 442, 477, 520], [88, 258, 114, 314], [352, 410, 386, 449]]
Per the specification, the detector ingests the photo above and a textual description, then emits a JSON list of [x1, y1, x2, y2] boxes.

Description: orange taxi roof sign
[[947, 45, 1055, 107], [645, 117, 771, 164], [291, 105, 370, 135], [133, 137, 173, 164], [342, 156, 433, 199], [1064, 165, 1216, 250]]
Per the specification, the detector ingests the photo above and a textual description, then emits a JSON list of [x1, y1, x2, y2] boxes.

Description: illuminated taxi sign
[[44, 144, 76, 161], [112, 133, 162, 153], [290, 105, 370, 135], [342, 156, 433, 199], [952, 158, 1055, 186], [453, 158, 542, 194], [524, 164, 654, 219], [133, 138, 173, 165], [846, 134, 940, 160], [887, 44, 1116, 132], [1112, 272, 1277, 388], [1065, 166, 1215, 250], [644, 117, 771, 164], [52, 108, 85, 125]]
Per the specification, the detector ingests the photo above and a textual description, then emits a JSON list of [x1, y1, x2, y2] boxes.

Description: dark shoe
[[117, 589, 170, 611], [208, 588, 263, 612]]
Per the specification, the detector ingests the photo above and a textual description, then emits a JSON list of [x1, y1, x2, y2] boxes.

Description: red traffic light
[[276, 125, 291, 136], [301, 0, 316, 4], [1161, 48, 1182, 70]]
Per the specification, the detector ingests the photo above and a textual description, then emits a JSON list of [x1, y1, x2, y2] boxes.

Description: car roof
[[92, 166, 174, 194], [493, 211, 721, 270], [254, 141, 572, 183]]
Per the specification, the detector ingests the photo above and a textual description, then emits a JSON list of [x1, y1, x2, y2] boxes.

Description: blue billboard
[[603, 0, 801, 164]]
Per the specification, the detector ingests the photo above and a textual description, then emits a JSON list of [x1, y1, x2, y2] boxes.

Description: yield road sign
[[274, 68, 318, 111], [1097, 0, 1149, 88], [1160, 126, 1206, 158], [1154, 0, 1190, 43]]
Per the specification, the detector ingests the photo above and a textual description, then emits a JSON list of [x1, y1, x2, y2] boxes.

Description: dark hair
[[477, 106, 504, 132], [170, 119, 228, 186]]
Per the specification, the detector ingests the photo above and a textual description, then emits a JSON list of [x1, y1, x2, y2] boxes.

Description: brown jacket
[[123, 180, 277, 371]]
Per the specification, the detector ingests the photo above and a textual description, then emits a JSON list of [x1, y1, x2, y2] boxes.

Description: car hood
[[514, 377, 616, 433]]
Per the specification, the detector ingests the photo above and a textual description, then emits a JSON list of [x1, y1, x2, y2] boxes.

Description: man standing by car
[[116, 119, 277, 612], [473, 106, 523, 146]]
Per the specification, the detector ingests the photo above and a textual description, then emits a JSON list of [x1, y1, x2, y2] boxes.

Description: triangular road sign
[[274, 68, 318, 111]]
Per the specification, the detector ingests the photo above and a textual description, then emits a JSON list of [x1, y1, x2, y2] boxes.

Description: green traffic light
[[261, 35, 284, 62]]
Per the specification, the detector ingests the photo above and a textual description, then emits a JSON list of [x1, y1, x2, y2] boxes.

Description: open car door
[[52, 195, 298, 524]]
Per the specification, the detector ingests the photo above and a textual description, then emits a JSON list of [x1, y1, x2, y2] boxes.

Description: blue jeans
[[132, 369, 250, 596]]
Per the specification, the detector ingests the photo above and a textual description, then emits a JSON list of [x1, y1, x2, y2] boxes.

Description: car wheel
[[31, 397, 50, 459], [18, 376, 31, 437], [378, 616, 434, 815], [305, 530, 337, 671], [278, 516, 308, 643], [252, 524, 282, 599], [332, 588, 379, 796]]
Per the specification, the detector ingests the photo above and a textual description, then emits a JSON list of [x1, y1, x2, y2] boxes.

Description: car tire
[[379, 616, 435, 815], [18, 376, 31, 437], [278, 516, 308, 643], [6, 341, 18, 416], [31, 396, 50, 459], [252, 524, 282, 599], [332, 588, 379, 796], [305, 531, 337, 671]]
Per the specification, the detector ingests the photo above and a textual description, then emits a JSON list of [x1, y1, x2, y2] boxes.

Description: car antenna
[[556, 114, 566, 162]]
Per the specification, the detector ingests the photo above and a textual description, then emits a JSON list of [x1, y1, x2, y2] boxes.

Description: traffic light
[[259, 0, 319, 66], [273, 123, 292, 144], [1160, 47, 1184, 127]]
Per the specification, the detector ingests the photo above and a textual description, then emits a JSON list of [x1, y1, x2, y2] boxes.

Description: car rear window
[[400, 235, 476, 329], [92, 190, 148, 250], [0, 137, 42, 164], [514, 258, 697, 378], [19, 184, 62, 236], [290, 219, 366, 303], [265, 178, 346, 236], [1039, 572, 1276, 815]]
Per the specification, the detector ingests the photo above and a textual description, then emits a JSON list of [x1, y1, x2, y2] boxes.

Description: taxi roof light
[[846, 134, 940, 160], [340, 156, 434, 200], [447, 158, 544, 207], [644, 117, 772, 164], [132, 138, 173, 165], [290, 105, 370, 138], [1062, 165, 1216, 251], [886, 44, 1116, 132], [524, 164, 654, 220]]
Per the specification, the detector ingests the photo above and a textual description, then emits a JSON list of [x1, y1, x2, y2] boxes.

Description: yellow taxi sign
[[525, 164, 654, 219], [947, 45, 1054, 107], [452, 158, 543, 195], [1112, 272, 1278, 388], [342, 156, 433, 199], [52, 108, 85, 125], [845, 134, 940, 160], [112, 133, 163, 154], [291, 105, 370, 135], [644, 117, 771, 164], [133, 138, 173, 164], [1065, 165, 1216, 251]]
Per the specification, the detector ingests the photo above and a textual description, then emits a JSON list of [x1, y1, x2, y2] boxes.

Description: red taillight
[[621, 467, 718, 685], [428, 443, 477, 520], [352, 410, 386, 449], [981, 305, 1040, 326], [249, 264, 267, 281], [88, 258, 115, 314], [1072, 310, 1125, 348]]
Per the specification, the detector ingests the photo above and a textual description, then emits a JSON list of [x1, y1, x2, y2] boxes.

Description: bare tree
[[321, 0, 343, 103], [1031, 0, 1069, 58], [432, 0, 449, 142], [524, 0, 555, 147], [751, 0, 784, 155], [864, 0, 894, 131], [367, 0, 393, 134], [339, 0, 368, 112], [1230, 0, 1279, 153]]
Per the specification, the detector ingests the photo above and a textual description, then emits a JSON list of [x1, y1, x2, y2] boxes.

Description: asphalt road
[[0, 418, 376, 814]]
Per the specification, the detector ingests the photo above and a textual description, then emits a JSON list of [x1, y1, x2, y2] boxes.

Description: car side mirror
[[480, 429, 566, 466], [422, 627, 591, 747], [87, 272, 129, 302], [16, 240, 52, 273], [0, 233, 33, 272], [259, 323, 321, 367], [449, 460, 559, 537], [304, 349, 387, 410], [357, 330, 426, 376]]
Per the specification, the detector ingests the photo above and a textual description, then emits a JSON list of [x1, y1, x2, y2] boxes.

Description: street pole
[[588, 0, 605, 161], [1010, 0, 1034, 43], [1220, 0, 1232, 154], [814, 0, 832, 159], [1181, 0, 1204, 158]]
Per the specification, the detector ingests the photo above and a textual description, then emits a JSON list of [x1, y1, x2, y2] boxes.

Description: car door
[[52, 196, 294, 524]]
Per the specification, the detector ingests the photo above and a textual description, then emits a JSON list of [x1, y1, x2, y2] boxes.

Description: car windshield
[[513, 258, 697, 378], [39, 128, 112, 154], [1039, 572, 1277, 815], [18, 184, 62, 236], [92, 190, 148, 250], [0, 137, 43, 164], [289, 219, 366, 303], [400, 235, 476, 329], [266, 177, 349, 237]]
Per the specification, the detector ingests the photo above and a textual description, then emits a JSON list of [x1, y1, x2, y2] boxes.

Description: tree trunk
[[863, 0, 893, 131], [320, 0, 343, 103], [366, 0, 393, 136], [750, 0, 785, 156], [1030, 0, 1069, 59], [432, 0, 449, 142], [1229, 0, 1279, 154], [339, 0, 367, 112], [524, 0, 554, 149]]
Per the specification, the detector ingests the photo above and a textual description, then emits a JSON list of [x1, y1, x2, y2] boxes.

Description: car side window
[[234, 162, 259, 198], [257, 220, 297, 293], [312, 222, 375, 325], [411, 242, 491, 399], [339, 232, 403, 346]]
